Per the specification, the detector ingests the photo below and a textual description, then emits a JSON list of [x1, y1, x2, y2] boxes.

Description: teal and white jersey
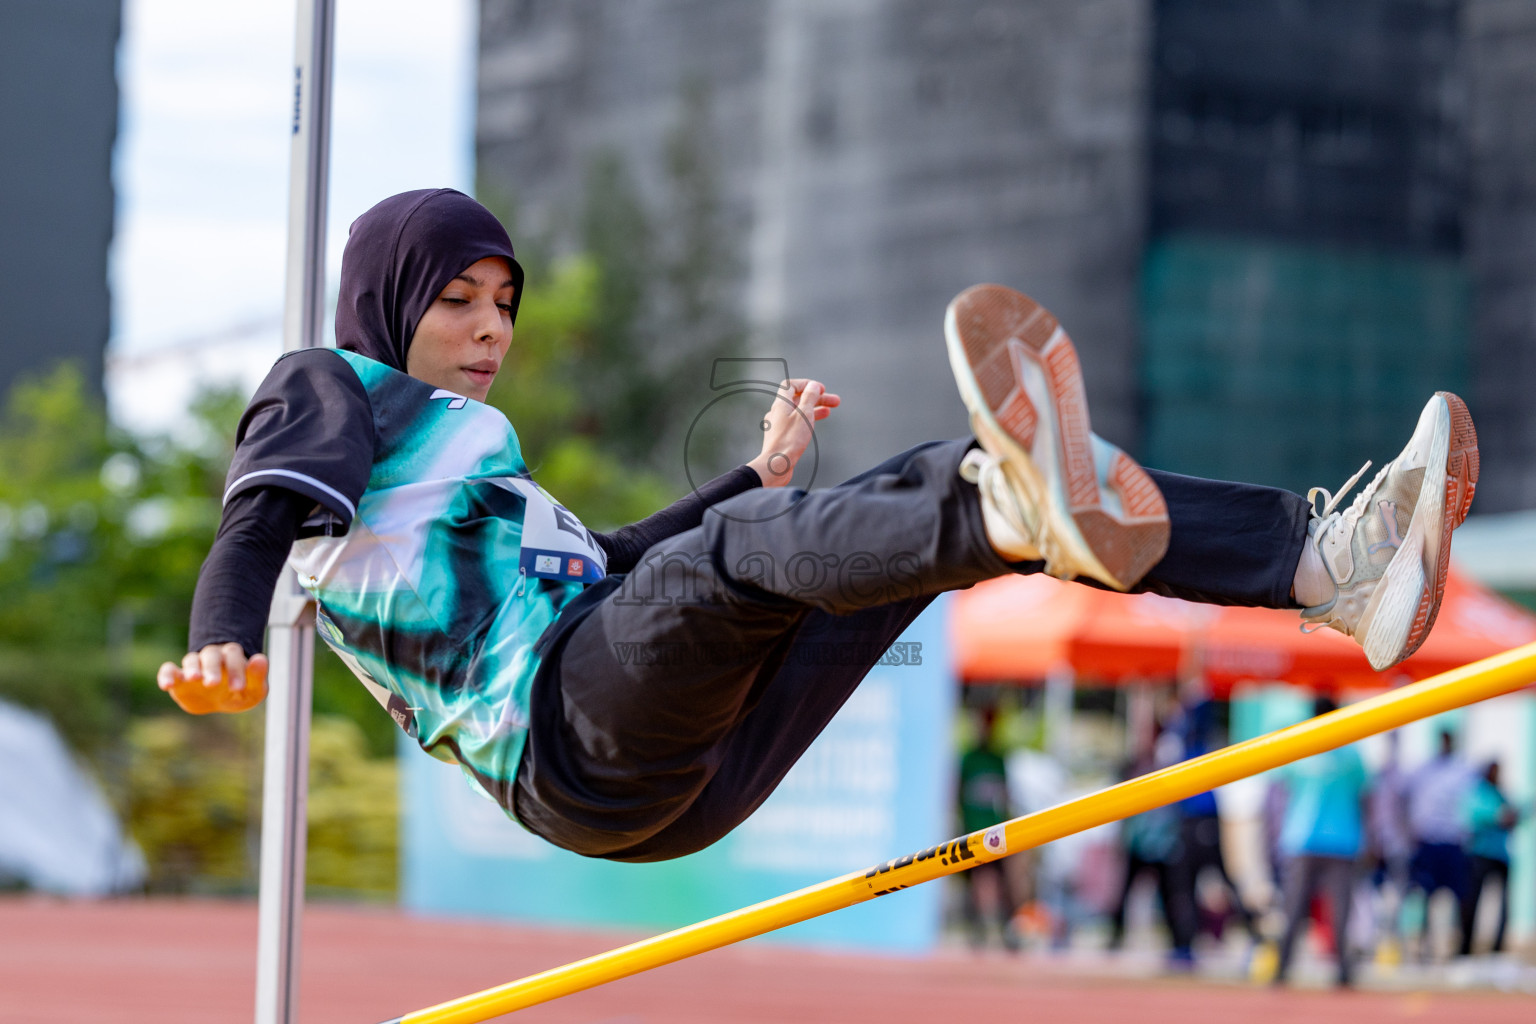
[[226, 348, 605, 809]]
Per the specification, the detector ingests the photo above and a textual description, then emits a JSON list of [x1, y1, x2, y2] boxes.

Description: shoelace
[[1299, 459, 1391, 633], [1306, 460, 1385, 522], [959, 448, 1071, 578]]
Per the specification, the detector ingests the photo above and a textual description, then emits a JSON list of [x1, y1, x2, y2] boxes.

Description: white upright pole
[[255, 3, 334, 1023], [1044, 663, 1075, 765]]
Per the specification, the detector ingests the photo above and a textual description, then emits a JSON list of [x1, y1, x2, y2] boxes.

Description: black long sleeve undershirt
[[189, 487, 315, 656], [189, 466, 763, 656], [593, 465, 761, 574]]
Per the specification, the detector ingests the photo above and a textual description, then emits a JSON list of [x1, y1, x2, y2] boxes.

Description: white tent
[[0, 698, 144, 895]]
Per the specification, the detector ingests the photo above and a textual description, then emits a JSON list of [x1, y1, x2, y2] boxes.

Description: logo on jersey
[[522, 547, 605, 584], [491, 475, 608, 585], [428, 388, 468, 410]]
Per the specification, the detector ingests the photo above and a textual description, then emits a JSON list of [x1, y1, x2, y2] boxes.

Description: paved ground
[[2, 896, 1533, 1024]]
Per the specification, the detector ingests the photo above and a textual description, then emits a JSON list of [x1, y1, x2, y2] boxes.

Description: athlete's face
[[405, 255, 516, 403]]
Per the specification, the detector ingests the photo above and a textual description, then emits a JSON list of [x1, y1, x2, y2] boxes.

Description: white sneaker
[[1301, 392, 1480, 670], [946, 284, 1170, 590]]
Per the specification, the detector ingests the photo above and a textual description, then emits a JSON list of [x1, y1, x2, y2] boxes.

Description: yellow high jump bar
[[379, 640, 1536, 1024]]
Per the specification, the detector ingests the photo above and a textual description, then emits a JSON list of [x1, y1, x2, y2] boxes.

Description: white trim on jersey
[[224, 468, 358, 520]]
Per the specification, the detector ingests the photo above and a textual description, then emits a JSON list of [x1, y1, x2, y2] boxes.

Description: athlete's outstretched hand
[[156, 644, 269, 714], [748, 378, 840, 488]]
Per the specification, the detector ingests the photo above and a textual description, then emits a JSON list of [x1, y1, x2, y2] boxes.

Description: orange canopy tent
[[950, 566, 1536, 694], [949, 573, 1200, 683]]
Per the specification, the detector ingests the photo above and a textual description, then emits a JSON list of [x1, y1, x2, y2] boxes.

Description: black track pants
[[514, 439, 1309, 861]]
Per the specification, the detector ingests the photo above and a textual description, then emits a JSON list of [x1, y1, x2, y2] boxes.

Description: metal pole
[[255, 588, 316, 1024], [1043, 662, 1074, 765], [378, 640, 1536, 1024], [254, 2, 334, 1023]]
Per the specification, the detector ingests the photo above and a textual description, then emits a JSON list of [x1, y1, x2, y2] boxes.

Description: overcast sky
[[107, 0, 475, 434]]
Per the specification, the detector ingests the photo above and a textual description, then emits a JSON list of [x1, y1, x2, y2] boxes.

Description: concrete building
[[1465, 0, 1536, 511], [1142, 0, 1469, 498], [0, 1, 120, 400], [477, 0, 1148, 484], [476, 0, 1536, 507]]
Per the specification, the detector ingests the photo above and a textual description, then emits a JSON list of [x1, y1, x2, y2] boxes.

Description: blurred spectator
[[1273, 695, 1369, 988], [1406, 729, 1473, 958], [1165, 690, 1261, 957], [1107, 730, 1188, 956], [1365, 731, 1413, 953], [1458, 760, 1521, 956], [957, 708, 1019, 950], [1005, 741, 1071, 948]]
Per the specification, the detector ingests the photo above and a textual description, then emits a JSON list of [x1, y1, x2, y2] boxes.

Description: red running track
[[1, 896, 1530, 1024]]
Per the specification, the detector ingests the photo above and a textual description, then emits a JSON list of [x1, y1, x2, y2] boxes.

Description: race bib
[[490, 476, 607, 584]]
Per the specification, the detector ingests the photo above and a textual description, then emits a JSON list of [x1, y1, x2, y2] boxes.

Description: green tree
[[0, 364, 402, 894], [482, 79, 750, 493], [482, 253, 673, 528], [575, 80, 749, 483], [0, 363, 229, 754], [126, 711, 396, 896], [0, 364, 396, 752]]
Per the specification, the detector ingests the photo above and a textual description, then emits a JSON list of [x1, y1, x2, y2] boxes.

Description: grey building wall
[[1151, 0, 1465, 254], [1141, 0, 1472, 498], [479, 0, 1536, 510], [477, 0, 1150, 483], [1465, 0, 1536, 512], [0, 1, 120, 399], [1145, 0, 1536, 509]]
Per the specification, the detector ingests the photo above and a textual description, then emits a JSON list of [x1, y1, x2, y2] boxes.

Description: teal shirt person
[[284, 349, 605, 809], [958, 746, 1011, 834], [211, 343, 606, 812], [1278, 744, 1369, 859], [1122, 804, 1180, 863], [1466, 776, 1514, 862]]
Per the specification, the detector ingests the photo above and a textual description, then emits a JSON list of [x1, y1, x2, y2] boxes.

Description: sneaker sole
[[1362, 392, 1479, 669], [1405, 391, 1479, 661], [944, 284, 1170, 590]]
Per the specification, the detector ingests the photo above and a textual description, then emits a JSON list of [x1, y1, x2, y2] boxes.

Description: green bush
[[125, 712, 397, 896], [126, 713, 257, 893]]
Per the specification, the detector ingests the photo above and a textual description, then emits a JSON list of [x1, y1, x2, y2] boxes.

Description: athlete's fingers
[[234, 654, 271, 710], [765, 382, 807, 433], [777, 379, 836, 408], [157, 661, 183, 692], [781, 378, 838, 400], [164, 657, 215, 714], [197, 646, 220, 688], [800, 385, 839, 409], [222, 645, 250, 693], [196, 643, 240, 689], [795, 381, 824, 420]]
